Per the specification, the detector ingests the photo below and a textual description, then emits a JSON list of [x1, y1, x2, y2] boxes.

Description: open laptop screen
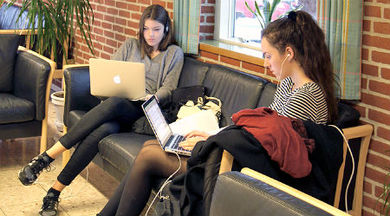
[[142, 96, 172, 146]]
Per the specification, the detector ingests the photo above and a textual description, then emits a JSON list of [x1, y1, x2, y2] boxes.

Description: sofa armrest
[[63, 65, 100, 127], [13, 47, 55, 121], [210, 170, 349, 216]]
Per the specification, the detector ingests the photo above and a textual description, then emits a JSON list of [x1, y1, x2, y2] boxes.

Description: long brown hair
[[138, 4, 175, 58], [262, 10, 338, 123]]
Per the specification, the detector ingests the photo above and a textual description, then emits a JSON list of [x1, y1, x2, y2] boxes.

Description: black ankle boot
[[18, 153, 53, 186]]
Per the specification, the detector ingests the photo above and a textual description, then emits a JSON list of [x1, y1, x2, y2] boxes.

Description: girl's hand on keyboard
[[179, 131, 209, 150]]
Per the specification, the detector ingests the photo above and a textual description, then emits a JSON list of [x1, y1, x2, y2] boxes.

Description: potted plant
[[0, 0, 94, 63]]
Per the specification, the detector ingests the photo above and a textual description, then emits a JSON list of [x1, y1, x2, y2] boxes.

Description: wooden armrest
[[219, 150, 234, 174], [241, 168, 350, 216]]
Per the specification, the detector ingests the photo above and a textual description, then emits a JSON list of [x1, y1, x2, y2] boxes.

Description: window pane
[[233, 0, 316, 44]]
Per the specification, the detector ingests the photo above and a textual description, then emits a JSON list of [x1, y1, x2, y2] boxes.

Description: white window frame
[[214, 0, 262, 51]]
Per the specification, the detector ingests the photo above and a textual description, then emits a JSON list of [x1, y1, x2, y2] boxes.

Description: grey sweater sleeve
[[155, 45, 184, 105]]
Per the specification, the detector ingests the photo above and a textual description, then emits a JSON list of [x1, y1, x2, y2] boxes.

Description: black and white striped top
[[269, 77, 328, 124]]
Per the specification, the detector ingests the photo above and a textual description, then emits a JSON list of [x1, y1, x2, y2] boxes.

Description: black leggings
[[99, 140, 188, 216], [56, 97, 144, 186]]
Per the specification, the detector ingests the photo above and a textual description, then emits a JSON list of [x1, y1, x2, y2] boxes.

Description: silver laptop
[[89, 58, 146, 100], [142, 95, 191, 156]]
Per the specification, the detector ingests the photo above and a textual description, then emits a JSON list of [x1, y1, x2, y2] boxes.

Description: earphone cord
[[329, 124, 355, 214], [277, 54, 290, 82], [145, 151, 181, 216]]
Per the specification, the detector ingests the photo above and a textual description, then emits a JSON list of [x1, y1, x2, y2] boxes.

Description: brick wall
[[359, 1, 390, 215]]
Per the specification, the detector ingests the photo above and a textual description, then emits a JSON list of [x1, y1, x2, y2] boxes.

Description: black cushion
[[0, 34, 19, 92], [0, 93, 34, 124]]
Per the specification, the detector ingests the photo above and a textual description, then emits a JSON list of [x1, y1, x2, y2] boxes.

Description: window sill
[[199, 40, 264, 66]]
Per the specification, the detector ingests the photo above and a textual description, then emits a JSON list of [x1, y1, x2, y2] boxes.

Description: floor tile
[[1, 201, 69, 216]]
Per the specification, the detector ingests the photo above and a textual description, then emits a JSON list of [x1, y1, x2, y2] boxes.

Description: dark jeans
[[56, 97, 144, 186]]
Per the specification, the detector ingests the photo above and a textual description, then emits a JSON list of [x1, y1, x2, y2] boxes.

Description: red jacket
[[232, 107, 315, 178]]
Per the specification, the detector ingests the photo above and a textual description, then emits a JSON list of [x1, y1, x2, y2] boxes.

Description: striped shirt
[[269, 77, 328, 124]]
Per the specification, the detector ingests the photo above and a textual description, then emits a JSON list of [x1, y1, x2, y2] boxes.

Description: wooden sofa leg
[[40, 117, 48, 153]]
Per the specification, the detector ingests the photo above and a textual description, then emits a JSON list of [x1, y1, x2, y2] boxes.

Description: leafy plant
[[245, 0, 303, 29], [0, 0, 94, 63], [379, 172, 390, 215]]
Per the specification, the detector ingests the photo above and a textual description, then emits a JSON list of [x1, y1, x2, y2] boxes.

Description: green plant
[[245, 0, 281, 29], [245, 0, 303, 29], [0, 0, 94, 63], [379, 172, 390, 215]]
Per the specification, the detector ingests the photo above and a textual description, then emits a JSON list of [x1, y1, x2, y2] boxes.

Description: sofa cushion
[[178, 57, 209, 88], [98, 132, 153, 174], [0, 34, 19, 92], [203, 64, 268, 126], [0, 93, 34, 124], [256, 83, 277, 108]]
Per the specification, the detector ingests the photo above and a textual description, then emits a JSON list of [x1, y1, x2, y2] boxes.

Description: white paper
[[169, 110, 220, 136]]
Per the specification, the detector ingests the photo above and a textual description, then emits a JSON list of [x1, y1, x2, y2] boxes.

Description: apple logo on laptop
[[113, 75, 121, 84]]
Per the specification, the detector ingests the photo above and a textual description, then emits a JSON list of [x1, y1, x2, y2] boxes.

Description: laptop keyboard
[[169, 135, 185, 149]]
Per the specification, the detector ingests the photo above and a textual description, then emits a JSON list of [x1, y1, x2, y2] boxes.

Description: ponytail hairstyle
[[138, 4, 176, 58], [261, 10, 338, 123]]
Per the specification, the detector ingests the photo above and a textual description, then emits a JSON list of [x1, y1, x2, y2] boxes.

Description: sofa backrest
[[178, 56, 275, 126]]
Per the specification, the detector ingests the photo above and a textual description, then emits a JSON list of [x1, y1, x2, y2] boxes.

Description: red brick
[[372, 51, 390, 64], [206, 15, 215, 23], [107, 8, 118, 15], [101, 22, 112, 29], [115, 33, 126, 42], [128, 20, 138, 29], [363, 195, 382, 214], [362, 93, 390, 110], [138, 0, 150, 5], [128, 3, 140, 11], [364, 180, 372, 194], [104, 15, 115, 23], [113, 25, 124, 33], [362, 48, 369, 61], [220, 56, 240, 67], [131, 13, 141, 20], [119, 10, 130, 18], [204, 35, 214, 40], [200, 50, 218, 61], [362, 77, 368, 90], [377, 127, 390, 141], [104, 0, 115, 7], [200, 25, 214, 33], [385, 8, 390, 20], [103, 46, 113, 54], [362, 63, 379, 76], [364, 5, 381, 18], [362, 35, 390, 50], [106, 39, 118, 48], [377, 0, 390, 3], [370, 139, 390, 157], [354, 104, 366, 118], [95, 35, 105, 43], [367, 152, 389, 171], [101, 53, 110, 59], [115, 17, 126, 26], [369, 80, 390, 95], [368, 109, 390, 125], [375, 185, 385, 197], [382, 68, 390, 80], [96, 5, 106, 12], [365, 167, 387, 186], [374, 22, 390, 35], [152, 0, 166, 7], [124, 28, 136, 37], [362, 209, 378, 216], [363, 20, 371, 32], [94, 12, 104, 20], [116, 2, 127, 9], [201, 6, 214, 13], [104, 30, 114, 38], [208, 0, 216, 3], [167, 2, 173, 10], [200, 15, 205, 23], [242, 62, 265, 74]]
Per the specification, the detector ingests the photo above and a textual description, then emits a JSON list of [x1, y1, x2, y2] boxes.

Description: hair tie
[[288, 11, 297, 22]]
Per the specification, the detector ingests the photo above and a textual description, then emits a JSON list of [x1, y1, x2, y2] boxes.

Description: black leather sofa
[[63, 56, 277, 181], [0, 36, 54, 149]]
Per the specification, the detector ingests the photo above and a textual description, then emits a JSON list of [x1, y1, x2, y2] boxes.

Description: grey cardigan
[[111, 38, 184, 105]]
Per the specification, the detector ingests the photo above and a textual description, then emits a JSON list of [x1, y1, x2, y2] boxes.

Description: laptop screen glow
[[143, 97, 171, 146]]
